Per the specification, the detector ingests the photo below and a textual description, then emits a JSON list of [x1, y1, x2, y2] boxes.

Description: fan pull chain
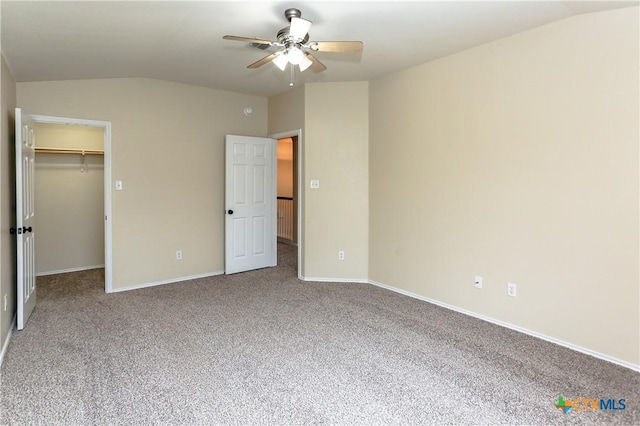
[[289, 63, 295, 87]]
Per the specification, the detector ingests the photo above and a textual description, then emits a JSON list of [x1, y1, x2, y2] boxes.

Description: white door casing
[[225, 135, 276, 274], [15, 108, 37, 330]]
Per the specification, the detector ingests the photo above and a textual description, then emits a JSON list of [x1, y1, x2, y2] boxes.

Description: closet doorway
[[29, 115, 112, 292]]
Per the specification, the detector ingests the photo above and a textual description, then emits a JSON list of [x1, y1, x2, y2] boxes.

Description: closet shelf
[[35, 147, 104, 155]]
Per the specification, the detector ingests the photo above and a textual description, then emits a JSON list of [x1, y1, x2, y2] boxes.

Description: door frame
[[29, 114, 113, 292], [269, 129, 303, 279]]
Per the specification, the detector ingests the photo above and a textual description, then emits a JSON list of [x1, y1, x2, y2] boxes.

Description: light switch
[[310, 179, 320, 189], [115, 180, 123, 191]]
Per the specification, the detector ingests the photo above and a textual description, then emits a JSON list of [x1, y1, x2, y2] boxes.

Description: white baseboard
[[0, 314, 16, 367], [368, 280, 640, 373], [301, 276, 369, 284], [37, 264, 105, 277], [109, 271, 225, 293]]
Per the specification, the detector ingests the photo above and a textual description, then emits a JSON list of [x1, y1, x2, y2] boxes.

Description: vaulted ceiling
[[1, 1, 636, 97]]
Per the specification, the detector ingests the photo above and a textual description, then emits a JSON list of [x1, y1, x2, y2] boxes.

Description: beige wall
[[268, 87, 305, 136], [304, 82, 369, 281], [35, 124, 104, 274], [18, 78, 267, 289], [35, 123, 104, 150], [1, 54, 17, 349], [369, 7, 639, 365]]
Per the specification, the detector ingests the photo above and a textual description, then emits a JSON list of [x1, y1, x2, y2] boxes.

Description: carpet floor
[[1, 244, 638, 425]]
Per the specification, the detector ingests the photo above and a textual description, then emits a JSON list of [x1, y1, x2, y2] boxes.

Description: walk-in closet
[[34, 123, 104, 277]]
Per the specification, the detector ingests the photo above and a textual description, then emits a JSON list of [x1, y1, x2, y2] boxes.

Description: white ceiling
[[1, 1, 637, 98]]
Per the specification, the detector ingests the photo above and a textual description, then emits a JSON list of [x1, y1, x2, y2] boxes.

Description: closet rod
[[35, 147, 104, 156]]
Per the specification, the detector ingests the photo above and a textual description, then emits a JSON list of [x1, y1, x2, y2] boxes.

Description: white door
[[15, 108, 36, 330], [225, 135, 276, 274]]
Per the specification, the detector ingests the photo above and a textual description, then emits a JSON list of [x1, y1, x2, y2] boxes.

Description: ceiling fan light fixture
[[273, 47, 311, 72], [272, 53, 289, 71], [286, 47, 305, 65], [298, 55, 313, 72], [289, 17, 312, 40]]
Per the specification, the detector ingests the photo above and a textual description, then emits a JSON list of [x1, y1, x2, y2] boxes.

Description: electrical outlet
[[474, 276, 483, 289], [176, 250, 183, 260], [507, 282, 517, 297], [338, 250, 345, 261]]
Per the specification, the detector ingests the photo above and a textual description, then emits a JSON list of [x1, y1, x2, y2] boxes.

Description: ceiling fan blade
[[309, 41, 363, 53], [247, 53, 279, 69], [289, 17, 312, 40], [306, 53, 327, 73], [223, 35, 274, 46]]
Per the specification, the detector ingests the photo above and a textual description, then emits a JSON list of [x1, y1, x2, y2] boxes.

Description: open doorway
[[276, 136, 297, 246], [276, 136, 298, 274], [271, 130, 302, 278]]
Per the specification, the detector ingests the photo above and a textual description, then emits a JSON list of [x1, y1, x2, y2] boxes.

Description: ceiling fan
[[223, 8, 363, 73]]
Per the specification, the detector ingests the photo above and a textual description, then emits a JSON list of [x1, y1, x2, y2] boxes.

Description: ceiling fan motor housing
[[277, 27, 309, 46]]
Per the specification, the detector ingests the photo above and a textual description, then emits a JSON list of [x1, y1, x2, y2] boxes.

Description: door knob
[[23, 226, 32, 233], [227, 210, 234, 215]]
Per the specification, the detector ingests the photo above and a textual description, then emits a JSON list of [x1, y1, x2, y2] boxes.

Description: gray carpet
[[1, 244, 638, 425]]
